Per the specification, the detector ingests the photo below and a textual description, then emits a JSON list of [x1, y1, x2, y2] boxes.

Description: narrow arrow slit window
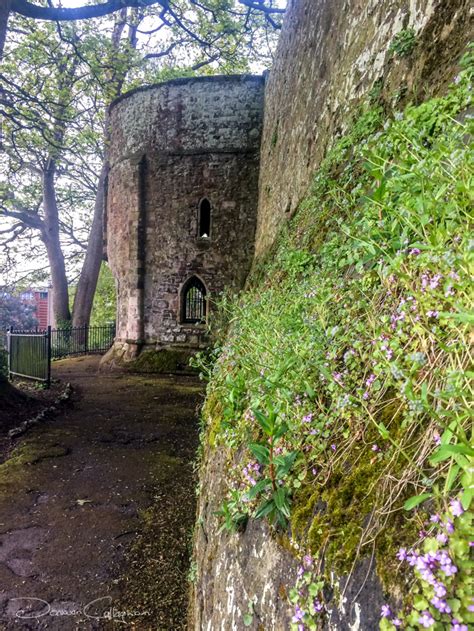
[[198, 198, 211, 238]]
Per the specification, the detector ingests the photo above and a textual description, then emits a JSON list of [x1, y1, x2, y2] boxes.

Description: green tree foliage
[[90, 263, 116, 326], [0, 290, 37, 330]]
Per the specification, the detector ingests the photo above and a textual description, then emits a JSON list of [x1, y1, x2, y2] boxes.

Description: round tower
[[104, 74, 265, 368]]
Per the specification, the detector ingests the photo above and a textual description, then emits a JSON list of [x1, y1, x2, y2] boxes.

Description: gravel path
[[0, 355, 202, 630]]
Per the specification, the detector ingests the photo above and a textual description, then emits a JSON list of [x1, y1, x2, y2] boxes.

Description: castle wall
[[191, 1, 473, 629], [106, 76, 264, 355], [255, 0, 472, 257]]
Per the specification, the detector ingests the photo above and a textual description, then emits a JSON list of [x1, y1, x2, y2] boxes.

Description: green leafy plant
[[289, 554, 325, 630], [380, 499, 473, 630], [245, 407, 298, 527], [198, 51, 473, 624], [388, 28, 417, 58]]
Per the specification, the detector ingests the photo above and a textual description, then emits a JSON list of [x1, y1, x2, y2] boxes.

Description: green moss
[[197, 59, 473, 615], [1, 434, 69, 468], [0, 433, 70, 500], [289, 435, 421, 591], [202, 391, 224, 449], [130, 348, 198, 374]]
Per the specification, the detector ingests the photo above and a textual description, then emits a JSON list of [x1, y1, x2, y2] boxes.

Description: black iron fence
[[8, 329, 51, 384], [50, 324, 116, 359], [5, 323, 115, 387]]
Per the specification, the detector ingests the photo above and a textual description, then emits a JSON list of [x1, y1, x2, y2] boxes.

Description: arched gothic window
[[198, 198, 211, 238], [181, 276, 207, 323]]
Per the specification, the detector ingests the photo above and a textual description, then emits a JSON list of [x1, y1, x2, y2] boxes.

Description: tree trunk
[[72, 12, 130, 329], [42, 163, 71, 325], [0, 0, 12, 59], [72, 162, 108, 327]]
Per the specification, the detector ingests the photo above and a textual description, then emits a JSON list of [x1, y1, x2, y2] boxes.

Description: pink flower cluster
[[421, 272, 442, 292]]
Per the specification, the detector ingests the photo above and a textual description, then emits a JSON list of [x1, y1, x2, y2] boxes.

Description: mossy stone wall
[[255, 0, 472, 257]]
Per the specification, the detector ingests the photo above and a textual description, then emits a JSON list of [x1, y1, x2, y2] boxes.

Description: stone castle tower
[[104, 75, 264, 366]]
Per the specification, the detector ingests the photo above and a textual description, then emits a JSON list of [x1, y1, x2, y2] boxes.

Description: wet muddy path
[[0, 355, 203, 630]]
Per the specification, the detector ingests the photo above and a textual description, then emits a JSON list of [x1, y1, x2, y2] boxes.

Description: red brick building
[[20, 289, 52, 329]]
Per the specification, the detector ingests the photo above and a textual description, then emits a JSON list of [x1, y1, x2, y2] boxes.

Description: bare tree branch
[[12, 0, 165, 22]]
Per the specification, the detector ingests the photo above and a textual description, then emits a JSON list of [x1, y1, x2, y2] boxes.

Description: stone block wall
[[105, 75, 264, 357], [191, 1, 473, 628], [255, 0, 472, 257]]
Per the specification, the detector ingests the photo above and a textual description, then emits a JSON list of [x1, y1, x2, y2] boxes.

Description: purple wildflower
[[433, 582, 447, 598], [451, 621, 468, 631], [333, 372, 343, 384], [393, 619, 402, 627], [396, 548, 408, 561], [292, 605, 304, 623], [313, 599, 323, 613], [427, 310, 439, 318], [410, 248, 421, 255], [442, 563, 458, 577], [445, 520, 455, 534], [407, 551, 418, 566], [381, 605, 391, 618], [430, 274, 442, 290], [366, 373, 376, 388], [372, 444, 380, 452], [303, 554, 313, 569], [436, 532, 448, 544], [418, 611, 434, 628], [331, 444, 336, 452], [431, 597, 451, 614], [450, 499, 464, 517]]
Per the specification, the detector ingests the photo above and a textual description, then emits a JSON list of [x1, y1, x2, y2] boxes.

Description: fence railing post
[[7, 323, 115, 385], [46, 325, 51, 388], [84, 324, 89, 355], [7, 325, 12, 381]]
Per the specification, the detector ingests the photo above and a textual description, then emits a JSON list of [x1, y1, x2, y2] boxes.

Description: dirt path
[[0, 355, 203, 630]]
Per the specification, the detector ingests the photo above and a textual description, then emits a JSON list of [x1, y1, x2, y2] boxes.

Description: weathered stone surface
[[192, 448, 298, 630], [105, 75, 264, 361], [191, 1, 472, 629], [255, 0, 473, 257]]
